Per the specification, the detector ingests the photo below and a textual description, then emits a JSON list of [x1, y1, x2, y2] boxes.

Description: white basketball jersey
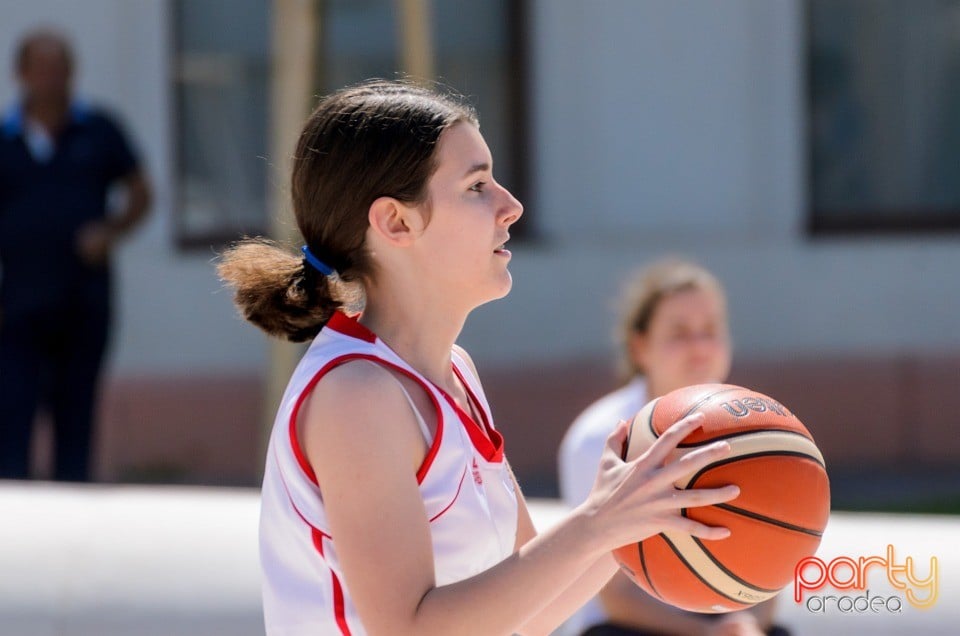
[[259, 311, 519, 635]]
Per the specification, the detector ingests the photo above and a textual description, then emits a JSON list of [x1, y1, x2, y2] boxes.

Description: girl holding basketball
[[219, 81, 740, 636], [559, 260, 789, 636]]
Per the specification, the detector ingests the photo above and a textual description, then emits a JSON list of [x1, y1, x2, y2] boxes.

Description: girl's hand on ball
[[582, 413, 740, 551]]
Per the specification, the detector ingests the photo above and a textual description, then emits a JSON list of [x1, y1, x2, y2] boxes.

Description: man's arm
[[109, 170, 151, 235], [76, 170, 151, 265]]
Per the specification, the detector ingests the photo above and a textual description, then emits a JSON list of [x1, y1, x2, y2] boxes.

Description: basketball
[[613, 383, 830, 613]]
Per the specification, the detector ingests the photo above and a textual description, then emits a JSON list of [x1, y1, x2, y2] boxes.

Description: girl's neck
[[359, 293, 468, 393]]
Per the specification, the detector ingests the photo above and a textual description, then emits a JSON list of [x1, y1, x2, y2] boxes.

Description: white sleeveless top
[[259, 312, 519, 635]]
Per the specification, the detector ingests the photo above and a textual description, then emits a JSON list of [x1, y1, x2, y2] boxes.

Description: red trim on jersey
[[288, 415, 319, 486], [275, 447, 318, 526], [273, 446, 334, 537], [288, 353, 445, 487], [312, 528, 352, 636], [274, 457, 349, 635], [450, 363, 504, 463], [429, 465, 468, 523], [326, 311, 376, 343]]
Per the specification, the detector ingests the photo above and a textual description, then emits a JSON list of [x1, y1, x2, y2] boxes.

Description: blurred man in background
[[0, 29, 151, 481]]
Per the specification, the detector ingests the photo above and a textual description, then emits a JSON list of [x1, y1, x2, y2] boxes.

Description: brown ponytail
[[217, 80, 477, 341], [216, 239, 361, 342]]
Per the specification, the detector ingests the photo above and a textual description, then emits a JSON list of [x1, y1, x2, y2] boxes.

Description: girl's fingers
[[652, 484, 741, 511], [641, 412, 705, 467], [661, 514, 731, 541], [654, 438, 733, 486], [601, 419, 631, 461]]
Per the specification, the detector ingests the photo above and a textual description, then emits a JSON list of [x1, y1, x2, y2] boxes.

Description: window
[[808, 0, 960, 234], [173, 0, 270, 247], [173, 0, 529, 248]]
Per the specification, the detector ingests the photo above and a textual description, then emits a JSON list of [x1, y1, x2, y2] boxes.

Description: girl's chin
[[473, 274, 513, 307], [495, 271, 514, 297]]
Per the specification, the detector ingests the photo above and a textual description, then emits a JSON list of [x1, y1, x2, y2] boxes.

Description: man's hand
[[75, 220, 116, 266]]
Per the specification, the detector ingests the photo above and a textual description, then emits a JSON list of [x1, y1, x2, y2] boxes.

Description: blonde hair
[[617, 258, 726, 380]]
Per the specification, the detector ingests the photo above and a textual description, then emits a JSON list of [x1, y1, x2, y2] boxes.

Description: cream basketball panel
[[673, 431, 825, 489], [659, 531, 781, 609]]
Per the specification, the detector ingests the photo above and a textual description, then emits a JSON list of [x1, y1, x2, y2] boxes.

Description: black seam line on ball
[[711, 503, 825, 538], [638, 540, 664, 602], [659, 533, 756, 608], [691, 536, 783, 594], [676, 428, 815, 448], [680, 387, 743, 419], [623, 414, 635, 461], [685, 451, 828, 488], [646, 397, 661, 440], [649, 387, 742, 440]]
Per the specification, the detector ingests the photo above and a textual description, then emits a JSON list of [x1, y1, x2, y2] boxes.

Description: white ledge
[[0, 482, 956, 635]]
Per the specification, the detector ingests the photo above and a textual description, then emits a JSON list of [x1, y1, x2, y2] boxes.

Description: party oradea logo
[[794, 545, 938, 614]]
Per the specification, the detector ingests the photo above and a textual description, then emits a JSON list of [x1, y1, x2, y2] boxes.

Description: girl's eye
[[469, 181, 486, 193]]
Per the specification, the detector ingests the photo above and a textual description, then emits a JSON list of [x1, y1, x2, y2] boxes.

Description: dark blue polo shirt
[[0, 102, 139, 313]]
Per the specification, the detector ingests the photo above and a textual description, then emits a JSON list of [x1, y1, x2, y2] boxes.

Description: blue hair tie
[[301, 245, 336, 277]]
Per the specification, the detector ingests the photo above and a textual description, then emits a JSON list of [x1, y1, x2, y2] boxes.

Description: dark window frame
[[170, 0, 271, 250], [804, 0, 960, 237]]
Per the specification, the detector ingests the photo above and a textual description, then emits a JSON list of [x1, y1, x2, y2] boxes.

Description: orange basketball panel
[[650, 384, 814, 445], [638, 533, 753, 613], [689, 455, 830, 532], [684, 505, 824, 590], [612, 543, 658, 600]]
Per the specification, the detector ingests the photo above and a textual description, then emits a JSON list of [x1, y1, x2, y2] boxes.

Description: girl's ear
[[368, 196, 425, 246]]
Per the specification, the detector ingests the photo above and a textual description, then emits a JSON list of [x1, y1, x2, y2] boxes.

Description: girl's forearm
[[403, 508, 607, 636]]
